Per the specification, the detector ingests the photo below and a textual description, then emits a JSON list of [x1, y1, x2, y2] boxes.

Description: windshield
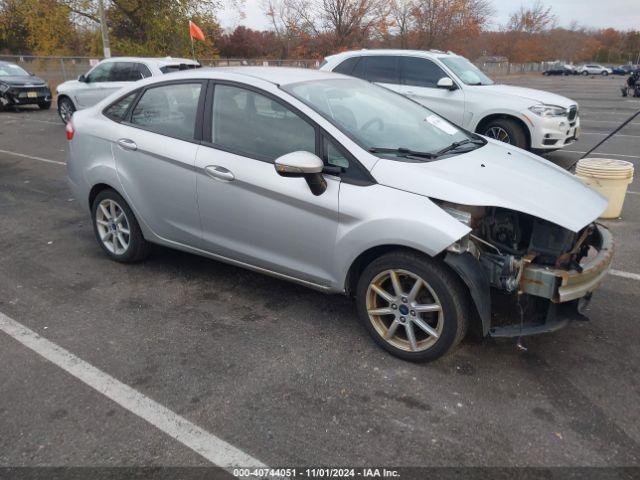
[[282, 78, 473, 158], [0, 63, 29, 77], [440, 57, 493, 86]]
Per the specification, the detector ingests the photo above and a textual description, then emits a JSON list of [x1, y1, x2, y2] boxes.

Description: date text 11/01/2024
[[233, 468, 400, 478]]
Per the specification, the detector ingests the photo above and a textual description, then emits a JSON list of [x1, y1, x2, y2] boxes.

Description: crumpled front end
[[442, 204, 614, 338]]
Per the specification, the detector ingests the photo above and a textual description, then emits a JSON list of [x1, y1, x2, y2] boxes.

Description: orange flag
[[189, 20, 205, 41]]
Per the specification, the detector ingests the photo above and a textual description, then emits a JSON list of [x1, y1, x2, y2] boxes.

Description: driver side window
[[400, 57, 448, 88], [86, 62, 114, 83]]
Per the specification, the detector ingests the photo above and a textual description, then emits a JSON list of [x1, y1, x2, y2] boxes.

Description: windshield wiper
[[368, 147, 436, 159], [434, 138, 485, 156]]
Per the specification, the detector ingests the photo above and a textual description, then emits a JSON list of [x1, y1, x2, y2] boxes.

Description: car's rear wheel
[[582, 71, 589, 76], [91, 189, 150, 263], [482, 118, 527, 149], [356, 250, 469, 362], [38, 101, 51, 110], [57, 96, 75, 123]]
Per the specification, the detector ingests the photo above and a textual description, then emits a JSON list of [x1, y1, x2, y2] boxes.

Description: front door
[[76, 62, 135, 108], [112, 81, 205, 245], [394, 57, 466, 126], [195, 83, 340, 287]]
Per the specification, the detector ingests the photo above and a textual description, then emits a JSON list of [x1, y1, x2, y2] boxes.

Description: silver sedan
[[66, 67, 612, 361]]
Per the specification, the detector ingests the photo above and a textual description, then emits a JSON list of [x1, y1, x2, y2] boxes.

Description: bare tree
[[389, 0, 415, 48], [507, 0, 556, 34]]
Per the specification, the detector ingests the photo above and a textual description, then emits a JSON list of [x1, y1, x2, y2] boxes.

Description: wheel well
[[475, 114, 531, 149], [57, 94, 74, 107], [88, 183, 114, 210], [345, 245, 438, 296]]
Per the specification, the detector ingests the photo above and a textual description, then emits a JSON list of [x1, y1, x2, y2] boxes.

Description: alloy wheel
[[59, 100, 73, 123], [95, 199, 130, 255], [365, 269, 444, 352], [485, 126, 511, 143]]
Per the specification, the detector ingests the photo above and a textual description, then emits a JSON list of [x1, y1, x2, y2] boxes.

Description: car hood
[[0, 75, 47, 87], [371, 141, 607, 232], [468, 84, 575, 108]]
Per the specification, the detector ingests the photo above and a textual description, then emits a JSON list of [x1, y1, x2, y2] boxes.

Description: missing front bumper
[[519, 224, 613, 303]]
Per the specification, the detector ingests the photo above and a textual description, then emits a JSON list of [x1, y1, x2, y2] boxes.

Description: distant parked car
[[612, 65, 634, 75], [578, 64, 612, 76], [0, 61, 52, 111], [543, 64, 576, 76], [56, 56, 200, 123], [321, 49, 580, 152]]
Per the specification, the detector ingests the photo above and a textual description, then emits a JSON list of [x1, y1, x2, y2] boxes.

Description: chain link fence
[[1, 54, 562, 94]]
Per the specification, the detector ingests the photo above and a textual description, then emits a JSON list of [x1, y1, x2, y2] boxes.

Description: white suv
[[56, 57, 200, 123], [321, 50, 580, 152], [578, 64, 612, 76]]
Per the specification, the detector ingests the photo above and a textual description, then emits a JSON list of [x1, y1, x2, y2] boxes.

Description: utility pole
[[98, 0, 111, 58]]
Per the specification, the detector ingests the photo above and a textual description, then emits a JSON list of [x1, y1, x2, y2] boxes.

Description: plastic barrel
[[575, 158, 634, 218]]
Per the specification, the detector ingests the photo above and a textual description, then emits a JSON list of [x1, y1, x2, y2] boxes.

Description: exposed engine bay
[[439, 202, 613, 337]]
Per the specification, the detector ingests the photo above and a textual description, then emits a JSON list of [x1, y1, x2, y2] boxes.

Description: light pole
[[98, 0, 111, 58]]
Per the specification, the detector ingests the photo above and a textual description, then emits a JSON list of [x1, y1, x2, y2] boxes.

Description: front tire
[[356, 250, 469, 362], [91, 189, 150, 263], [57, 96, 75, 123], [582, 71, 589, 76], [482, 118, 528, 149]]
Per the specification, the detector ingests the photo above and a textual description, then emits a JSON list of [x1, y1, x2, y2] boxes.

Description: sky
[[218, 0, 640, 32]]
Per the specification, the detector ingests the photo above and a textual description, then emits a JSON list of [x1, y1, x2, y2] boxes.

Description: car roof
[[99, 56, 199, 66], [325, 49, 459, 61], [210, 66, 340, 85]]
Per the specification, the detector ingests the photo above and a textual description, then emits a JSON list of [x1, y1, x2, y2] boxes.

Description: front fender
[[334, 183, 470, 290]]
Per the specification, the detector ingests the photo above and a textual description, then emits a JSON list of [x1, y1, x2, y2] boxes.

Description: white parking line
[[0, 311, 267, 473], [581, 132, 640, 139], [0, 148, 66, 166], [2, 115, 61, 125], [628, 191, 640, 195], [610, 269, 640, 281], [562, 150, 640, 160]]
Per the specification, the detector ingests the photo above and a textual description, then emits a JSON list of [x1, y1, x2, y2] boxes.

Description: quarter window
[[104, 91, 138, 121], [211, 84, 316, 161], [400, 57, 448, 88], [137, 63, 152, 78], [323, 137, 349, 169], [130, 83, 202, 140]]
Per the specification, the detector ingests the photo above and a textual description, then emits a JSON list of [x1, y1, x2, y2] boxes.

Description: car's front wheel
[[482, 118, 527, 149], [57, 96, 75, 123], [356, 250, 469, 362], [601, 71, 609, 76], [582, 71, 589, 76], [91, 189, 150, 263]]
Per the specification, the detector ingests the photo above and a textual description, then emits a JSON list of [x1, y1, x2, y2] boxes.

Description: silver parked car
[[56, 56, 200, 123], [66, 67, 613, 361]]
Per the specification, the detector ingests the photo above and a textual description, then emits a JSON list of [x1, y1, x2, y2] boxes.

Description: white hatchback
[[321, 50, 580, 152], [56, 56, 200, 123]]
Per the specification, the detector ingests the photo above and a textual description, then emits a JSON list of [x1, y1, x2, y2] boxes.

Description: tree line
[[1, 0, 639, 65]]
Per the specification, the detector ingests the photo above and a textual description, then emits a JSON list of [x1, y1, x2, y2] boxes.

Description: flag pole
[[190, 34, 196, 62]]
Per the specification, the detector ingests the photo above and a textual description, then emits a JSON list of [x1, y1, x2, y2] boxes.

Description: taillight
[[65, 120, 74, 141]]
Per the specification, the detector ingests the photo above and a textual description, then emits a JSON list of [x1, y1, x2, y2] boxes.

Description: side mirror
[[437, 77, 456, 90], [275, 151, 327, 196], [29, 71, 35, 76], [78, 74, 87, 83]]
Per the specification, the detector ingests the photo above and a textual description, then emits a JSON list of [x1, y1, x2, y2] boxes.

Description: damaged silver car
[[67, 68, 613, 361]]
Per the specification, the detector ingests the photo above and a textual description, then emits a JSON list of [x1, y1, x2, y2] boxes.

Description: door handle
[[404, 90, 415, 95], [205, 165, 235, 182], [117, 138, 137, 151]]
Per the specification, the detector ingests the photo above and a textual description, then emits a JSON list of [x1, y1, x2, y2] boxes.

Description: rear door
[[194, 82, 340, 286], [111, 81, 205, 245], [395, 57, 465, 125]]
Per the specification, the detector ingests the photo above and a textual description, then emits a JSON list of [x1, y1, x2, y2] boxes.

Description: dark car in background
[[543, 64, 576, 76], [612, 65, 635, 75], [0, 61, 52, 111]]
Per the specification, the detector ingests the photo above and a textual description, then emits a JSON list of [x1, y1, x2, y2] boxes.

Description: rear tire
[[355, 250, 469, 362], [38, 101, 51, 110], [582, 71, 589, 76], [482, 118, 528, 149], [57, 96, 75, 123], [91, 189, 150, 263]]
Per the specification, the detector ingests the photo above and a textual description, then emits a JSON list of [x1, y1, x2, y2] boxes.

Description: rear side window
[[211, 84, 316, 161], [104, 91, 138, 121], [364, 56, 399, 84], [130, 83, 203, 140], [333, 57, 360, 75], [110, 62, 140, 82], [400, 57, 448, 88]]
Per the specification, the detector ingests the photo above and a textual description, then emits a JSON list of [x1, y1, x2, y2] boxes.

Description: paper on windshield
[[426, 115, 458, 135]]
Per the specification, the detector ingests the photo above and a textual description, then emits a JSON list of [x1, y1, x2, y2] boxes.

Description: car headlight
[[0, 82, 9, 93], [528, 104, 567, 117]]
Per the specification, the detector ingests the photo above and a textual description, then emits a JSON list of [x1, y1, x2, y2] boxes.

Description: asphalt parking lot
[[0, 74, 639, 472]]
